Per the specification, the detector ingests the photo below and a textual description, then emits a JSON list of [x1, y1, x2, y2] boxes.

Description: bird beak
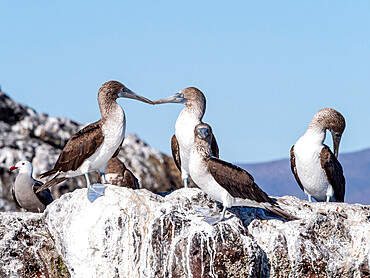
[[197, 127, 209, 139], [331, 131, 341, 158], [153, 92, 187, 105], [10, 166, 18, 171], [118, 88, 154, 104]]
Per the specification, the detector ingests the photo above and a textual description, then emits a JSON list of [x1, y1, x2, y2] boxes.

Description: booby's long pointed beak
[[153, 92, 187, 104], [10, 166, 18, 171], [119, 88, 154, 104], [331, 131, 342, 158]]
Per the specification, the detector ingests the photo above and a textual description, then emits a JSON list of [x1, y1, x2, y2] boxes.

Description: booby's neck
[[98, 97, 123, 120], [182, 100, 205, 121], [301, 125, 326, 146], [193, 139, 211, 158]]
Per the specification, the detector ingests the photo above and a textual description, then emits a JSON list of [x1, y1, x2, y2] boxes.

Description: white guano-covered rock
[[43, 186, 370, 278]]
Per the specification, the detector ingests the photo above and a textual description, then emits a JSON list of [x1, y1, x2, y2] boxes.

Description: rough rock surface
[[0, 211, 69, 277], [0, 90, 182, 210], [40, 186, 370, 277], [0, 186, 369, 277]]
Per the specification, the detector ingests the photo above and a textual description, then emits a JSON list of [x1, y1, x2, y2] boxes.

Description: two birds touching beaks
[[10, 81, 346, 224]]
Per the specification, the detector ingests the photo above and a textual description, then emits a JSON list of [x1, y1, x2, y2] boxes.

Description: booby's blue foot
[[87, 183, 106, 202], [203, 206, 228, 225], [203, 216, 223, 225]]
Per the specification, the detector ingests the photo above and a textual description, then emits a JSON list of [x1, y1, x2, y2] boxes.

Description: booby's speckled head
[[311, 108, 346, 134], [193, 123, 213, 157], [10, 161, 33, 174], [310, 108, 346, 158], [153, 87, 206, 106], [98, 81, 153, 104], [195, 123, 213, 141]]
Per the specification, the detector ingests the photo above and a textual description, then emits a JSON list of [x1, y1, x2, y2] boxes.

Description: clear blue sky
[[1, 1, 369, 163]]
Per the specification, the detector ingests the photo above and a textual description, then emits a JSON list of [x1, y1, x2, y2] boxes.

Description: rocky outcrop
[[0, 91, 182, 210], [1, 186, 368, 277], [0, 211, 69, 277]]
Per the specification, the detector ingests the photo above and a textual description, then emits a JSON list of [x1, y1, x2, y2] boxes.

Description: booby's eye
[[22, 163, 25, 165]]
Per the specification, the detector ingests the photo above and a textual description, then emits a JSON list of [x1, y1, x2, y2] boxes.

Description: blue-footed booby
[[189, 123, 296, 223], [290, 108, 346, 202], [153, 87, 219, 188], [97, 157, 139, 189], [37, 81, 152, 202], [10, 161, 53, 212]]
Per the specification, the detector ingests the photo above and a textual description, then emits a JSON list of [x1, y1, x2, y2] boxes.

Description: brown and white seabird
[[97, 157, 139, 189], [153, 87, 219, 188], [290, 108, 346, 202], [189, 123, 296, 224], [37, 81, 152, 202], [10, 161, 53, 212]]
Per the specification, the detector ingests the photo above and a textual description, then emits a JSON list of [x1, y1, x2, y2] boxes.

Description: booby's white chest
[[71, 106, 126, 176], [189, 151, 234, 207], [294, 134, 333, 201], [175, 111, 200, 172]]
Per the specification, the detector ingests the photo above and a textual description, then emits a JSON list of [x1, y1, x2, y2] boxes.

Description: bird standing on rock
[[37, 81, 153, 202], [97, 157, 139, 189], [153, 87, 219, 188], [290, 108, 346, 202], [10, 161, 53, 212], [189, 123, 297, 224]]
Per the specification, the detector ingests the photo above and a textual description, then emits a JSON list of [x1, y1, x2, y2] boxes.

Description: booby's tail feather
[[261, 203, 299, 220], [36, 176, 67, 193], [39, 169, 57, 179]]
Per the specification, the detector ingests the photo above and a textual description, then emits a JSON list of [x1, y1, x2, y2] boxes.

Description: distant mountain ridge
[[239, 148, 370, 205]]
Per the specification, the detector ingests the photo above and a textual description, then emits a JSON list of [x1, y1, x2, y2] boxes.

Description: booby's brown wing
[[171, 135, 181, 171], [11, 186, 22, 209], [33, 180, 54, 206], [320, 145, 345, 202], [112, 139, 124, 158], [124, 169, 140, 189], [211, 134, 219, 158], [206, 157, 273, 203], [40, 120, 104, 177], [290, 145, 304, 192]]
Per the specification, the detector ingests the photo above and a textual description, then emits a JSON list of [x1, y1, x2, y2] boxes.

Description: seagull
[[37, 81, 152, 202], [153, 87, 219, 188], [10, 161, 53, 212], [97, 157, 139, 189], [189, 123, 296, 223], [290, 108, 346, 202]]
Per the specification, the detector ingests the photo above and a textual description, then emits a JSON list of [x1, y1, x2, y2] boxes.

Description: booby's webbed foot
[[203, 216, 223, 225], [87, 183, 106, 202], [202, 207, 229, 225]]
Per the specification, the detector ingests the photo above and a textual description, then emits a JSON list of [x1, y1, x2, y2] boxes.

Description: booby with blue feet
[[153, 87, 219, 188], [290, 108, 346, 202], [189, 123, 297, 224], [37, 81, 153, 202]]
